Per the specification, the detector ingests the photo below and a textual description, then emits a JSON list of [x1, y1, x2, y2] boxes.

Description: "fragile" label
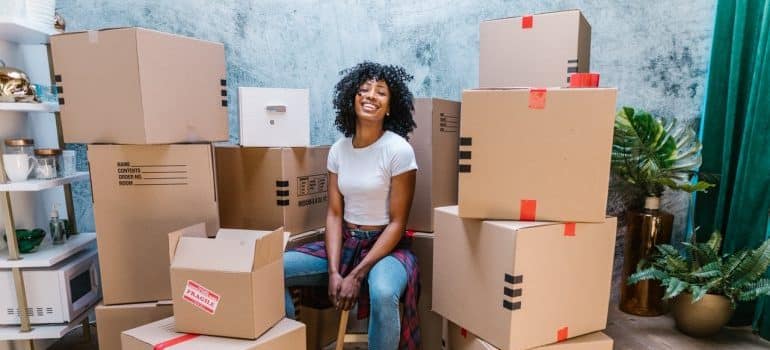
[[183, 280, 221, 315]]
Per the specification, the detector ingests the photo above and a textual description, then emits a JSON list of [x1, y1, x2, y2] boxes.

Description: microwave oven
[[0, 248, 101, 325]]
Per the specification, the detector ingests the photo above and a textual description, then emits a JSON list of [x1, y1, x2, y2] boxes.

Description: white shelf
[[0, 172, 89, 192], [0, 303, 94, 340], [0, 21, 56, 45], [0, 232, 96, 268], [0, 103, 59, 113]]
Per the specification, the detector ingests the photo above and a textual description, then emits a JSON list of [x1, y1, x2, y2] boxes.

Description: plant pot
[[672, 293, 735, 337], [620, 196, 674, 316]]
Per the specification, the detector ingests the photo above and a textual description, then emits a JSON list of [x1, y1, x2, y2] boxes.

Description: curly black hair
[[333, 61, 416, 139]]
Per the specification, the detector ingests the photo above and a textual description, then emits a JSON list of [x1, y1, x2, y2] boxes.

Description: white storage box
[[238, 87, 310, 147]]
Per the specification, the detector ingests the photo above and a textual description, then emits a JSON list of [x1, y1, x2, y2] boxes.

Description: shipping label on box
[[432, 206, 616, 350]]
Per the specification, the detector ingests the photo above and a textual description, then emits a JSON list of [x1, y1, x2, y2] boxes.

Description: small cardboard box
[[239, 87, 310, 147], [88, 144, 219, 305], [296, 305, 340, 350], [122, 317, 306, 350], [413, 232, 444, 350], [446, 322, 613, 350], [95, 302, 173, 350], [216, 145, 330, 235], [408, 98, 460, 232], [432, 206, 616, 350], [51, 27, 228, 144], [458, 87, 616, 222], [479, 10, 591, 88], [169, 225, 285, 339]]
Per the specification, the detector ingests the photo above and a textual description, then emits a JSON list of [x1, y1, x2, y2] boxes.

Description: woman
[[284, 61, 420, 350]]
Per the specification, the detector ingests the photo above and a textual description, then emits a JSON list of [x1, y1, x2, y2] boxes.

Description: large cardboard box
[[446, 322, 613, 350], [458, 88, 616, 222], [239, 87, 310, 147], [89, 144, 219, 305], [216, 146, 330, 235], [412, 232, 443, 350], [408, 98, 460, 232], [432, 206, 616, 350], [95, 302, 173, 350], [169, 225, 285, 339], [122, 317, 306, 350], [50, 27, 228, 144], [297, 305, 340, 350], [479, 10, 591, 88]]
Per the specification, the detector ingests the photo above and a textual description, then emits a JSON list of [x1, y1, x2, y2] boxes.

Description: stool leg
[[335, 310, 350, 350]]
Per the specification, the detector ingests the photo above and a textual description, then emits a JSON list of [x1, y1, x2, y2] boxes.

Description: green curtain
[[693, 0, 770, 338]]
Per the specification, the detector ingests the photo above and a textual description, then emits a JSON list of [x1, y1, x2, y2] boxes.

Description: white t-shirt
[[327, 130, 418, 226]]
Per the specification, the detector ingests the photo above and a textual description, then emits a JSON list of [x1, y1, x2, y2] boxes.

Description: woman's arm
[[337, 169, 416, 310], [325, 172, 346, 303]]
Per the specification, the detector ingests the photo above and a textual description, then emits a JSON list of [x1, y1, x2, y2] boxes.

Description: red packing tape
[[461, 328, 468, 338], [557, 327, 569, 342], [528, 89, 546, 109], [154, 334, 200, 349], [519, 200, 537, 221], [569, 73, 601, 88], [564, 223, 576, 236], [521, 15, 533, 28]]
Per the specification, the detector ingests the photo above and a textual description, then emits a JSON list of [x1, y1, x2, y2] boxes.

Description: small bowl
[[3, 229, 46, 253]]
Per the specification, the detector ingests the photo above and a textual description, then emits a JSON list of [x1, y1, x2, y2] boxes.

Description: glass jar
[[4, 138, 34, 157], [34, 148, 61, 179]]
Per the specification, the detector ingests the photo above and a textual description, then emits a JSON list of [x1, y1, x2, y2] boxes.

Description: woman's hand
[[337, 275, 362, 310], [328, 272, 344, 306]]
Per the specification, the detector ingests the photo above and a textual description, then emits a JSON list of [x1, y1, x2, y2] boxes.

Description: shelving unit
[[0, 172, 89, 192], [0, 103, 59, 113], [0, 303, 95, 341], [0, 22, 55, 45], [0, 232, 96, 269]]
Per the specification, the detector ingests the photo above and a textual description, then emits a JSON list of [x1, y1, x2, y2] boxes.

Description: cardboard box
[[286, 228, 325, 250], [95, 302, 173, 350], [122, 317, 306, 350], [458, 87, 616, 222], [297, 305, 340, 350], [408, 98, 460, 232], [50, 27, 228, 144], [413, 232, 443, 350], [239, 87, 310, 147], [446, 322, 613, 350], [479, 10, 591, 88], [432, 206, 616, 350], [169, 225, 285, 339], [89, 144, 219, 305], [216, 146, 330, 235]]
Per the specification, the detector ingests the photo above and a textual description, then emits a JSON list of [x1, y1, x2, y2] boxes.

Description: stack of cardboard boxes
[[433, 10, 618, 350]]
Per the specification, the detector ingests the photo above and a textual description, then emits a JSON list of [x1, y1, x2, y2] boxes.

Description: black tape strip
[[220, 79, 227, 86], [567, 66, 579, 73], [458, 164, 471, 173], [505, 274, 524, 284], [56, 86, 63, 93], [567, 76, 571, 83], [221, 100, 228, 107], [276, 180, 289, 187], [460, 137, 472, 146], [277, 199, 290, 206], [221, 89, 227, 96], [54, 75, 62, 82], [276, 190, 289, 196], [58, 97, 65, 105], [504, 287, 523, 297], [459, 151, 471, 160], [503, 300, 521, 310], [568, 59, 579, 63]]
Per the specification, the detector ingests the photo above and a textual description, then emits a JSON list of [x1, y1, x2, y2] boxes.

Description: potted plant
[[612, 106, 714, 316], [628, 231, 770, 337]]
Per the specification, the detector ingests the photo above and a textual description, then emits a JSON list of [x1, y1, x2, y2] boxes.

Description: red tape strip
[[520, 200, 537, 221], [564, 223, 576, 237], [461, 328, 468, 338], [406, 229, 415, 238], [154, 334, 199, 350], [528, 89, 547, 109], [557, 327, 569, 342], [522, 15, 533, 28], [569, 73, 601, 88]]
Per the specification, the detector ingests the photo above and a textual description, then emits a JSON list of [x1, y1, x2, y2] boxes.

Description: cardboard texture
[[239, 87, 310, 147], [286, 228, 325, 250], [412, 232, 444, 350], [121, 317, 306, 350], [458, 88, 616, 222], [170, 226, 285, 339], [216, 146, 330, 235], [50, 27, 228, 144], [297, 305, 340, 350], [432, 206, 616, 350], [88, 144, 219, 305], [479, 10, 591, 88], [446, 322, 613, 350], [95, 302, 173, 350], [408, 98, 461, 232]]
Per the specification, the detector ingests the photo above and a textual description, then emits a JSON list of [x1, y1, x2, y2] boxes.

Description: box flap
[[168, 223, 208, 259], [171, 236, 256, 273], [481, 9, 581, 22], [215, 227, 285, 270], [51, 26, 131, 37]]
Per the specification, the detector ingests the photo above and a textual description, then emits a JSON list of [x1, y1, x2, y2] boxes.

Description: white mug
[[3, 154, 35, 182]]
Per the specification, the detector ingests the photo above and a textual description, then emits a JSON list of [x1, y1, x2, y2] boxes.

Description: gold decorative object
[[0, 60, 38, 103], [672, 293, 734, 337], [54, 12, 66, 32]]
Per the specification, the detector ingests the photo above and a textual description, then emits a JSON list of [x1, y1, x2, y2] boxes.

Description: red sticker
[[564, 223, 576, 236], [522, 15, 533, 28], [520, 200, 537, 221], [183, 280, 221, 315], [557, 327, 569, 342], [528, 89, 547, 109], [461, 328, 468, 338], [406, 229, 415, 238], [154, 334, 199, 350], [569, 73, 601, 88]]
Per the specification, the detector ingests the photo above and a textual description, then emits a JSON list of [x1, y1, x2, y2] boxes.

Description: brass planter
[[672, 293, 734, 337], [620, 196, 674, 316]]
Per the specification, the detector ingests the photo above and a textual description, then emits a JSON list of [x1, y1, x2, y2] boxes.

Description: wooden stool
[[335, 304, 405, 350]]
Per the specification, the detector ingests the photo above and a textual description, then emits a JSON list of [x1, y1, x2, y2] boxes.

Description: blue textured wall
[[59, 0, 716, 295]]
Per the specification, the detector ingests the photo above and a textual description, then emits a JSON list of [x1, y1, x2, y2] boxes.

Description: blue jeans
[[284, 251, 407, 350]]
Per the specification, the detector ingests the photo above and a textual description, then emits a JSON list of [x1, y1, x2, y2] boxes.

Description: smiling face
[[354, 79, 391, 126]]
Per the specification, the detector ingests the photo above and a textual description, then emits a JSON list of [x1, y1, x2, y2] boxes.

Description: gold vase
[[672, 293, 734, 337], [620, 196, 674, 316]]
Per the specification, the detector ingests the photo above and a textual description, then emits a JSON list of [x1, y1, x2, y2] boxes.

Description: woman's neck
[[353, 123, 385, 148]]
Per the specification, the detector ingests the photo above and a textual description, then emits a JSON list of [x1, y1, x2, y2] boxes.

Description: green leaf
[[733, 240, 770, 288], [706, 231, 723, 254], [738, 279, 770, 302], [628, 267, 668, 285], [663, 277, 689, 299]]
